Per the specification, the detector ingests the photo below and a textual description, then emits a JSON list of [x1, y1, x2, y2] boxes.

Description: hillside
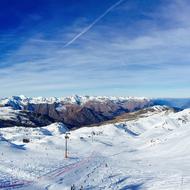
[[0, 106, 190, 189]]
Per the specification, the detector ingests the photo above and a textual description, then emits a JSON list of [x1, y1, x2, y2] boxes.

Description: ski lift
[[65, 132, 70, 158]]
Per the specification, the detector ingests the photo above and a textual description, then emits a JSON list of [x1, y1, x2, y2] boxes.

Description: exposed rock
[[22, 99, 153, 128], [0, 96, 154, 128], [0, 107, 54, 128]]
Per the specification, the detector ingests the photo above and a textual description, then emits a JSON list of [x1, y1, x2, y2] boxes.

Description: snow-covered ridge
[[0, 95, 149, 108]]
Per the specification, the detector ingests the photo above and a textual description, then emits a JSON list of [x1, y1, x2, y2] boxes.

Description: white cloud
[[0, 0, 190, 97]]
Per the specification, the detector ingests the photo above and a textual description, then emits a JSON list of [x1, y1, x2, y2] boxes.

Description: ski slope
[[0, 106, 190, 189]]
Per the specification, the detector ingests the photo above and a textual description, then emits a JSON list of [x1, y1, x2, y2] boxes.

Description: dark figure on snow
[[71, 184, 76, 190]]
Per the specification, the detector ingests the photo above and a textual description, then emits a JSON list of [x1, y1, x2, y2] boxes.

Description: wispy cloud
[[0, 0, 190, 98]]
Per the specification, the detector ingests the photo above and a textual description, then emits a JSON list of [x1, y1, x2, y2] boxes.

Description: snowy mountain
[[0, 106, 190, 189], [0, 95, 150, 108], [1, 95, 189, 110], [0, 95, 152, 128], [1, 95, 190, 129], [0, 106, 53, 128]]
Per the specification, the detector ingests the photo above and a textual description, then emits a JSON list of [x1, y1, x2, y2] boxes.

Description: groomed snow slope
[[0, 106, 190, 189]]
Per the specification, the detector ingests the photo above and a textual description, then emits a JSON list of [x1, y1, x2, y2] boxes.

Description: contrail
[[63, 0, 125, 48]]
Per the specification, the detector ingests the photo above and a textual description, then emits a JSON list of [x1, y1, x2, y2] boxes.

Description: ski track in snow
[[0, 152, 102, 190]]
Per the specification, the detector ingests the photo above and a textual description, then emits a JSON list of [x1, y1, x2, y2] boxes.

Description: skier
[[71, 184, 76, 190]]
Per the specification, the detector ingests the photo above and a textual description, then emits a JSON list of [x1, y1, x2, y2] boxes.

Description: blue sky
[[0, 0, 190, 98]]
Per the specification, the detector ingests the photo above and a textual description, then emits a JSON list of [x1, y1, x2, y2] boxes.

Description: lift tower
[[65, 132, 70, 158]]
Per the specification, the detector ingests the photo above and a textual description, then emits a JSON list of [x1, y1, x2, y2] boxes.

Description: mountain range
[[0, 95, 189, 128]]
